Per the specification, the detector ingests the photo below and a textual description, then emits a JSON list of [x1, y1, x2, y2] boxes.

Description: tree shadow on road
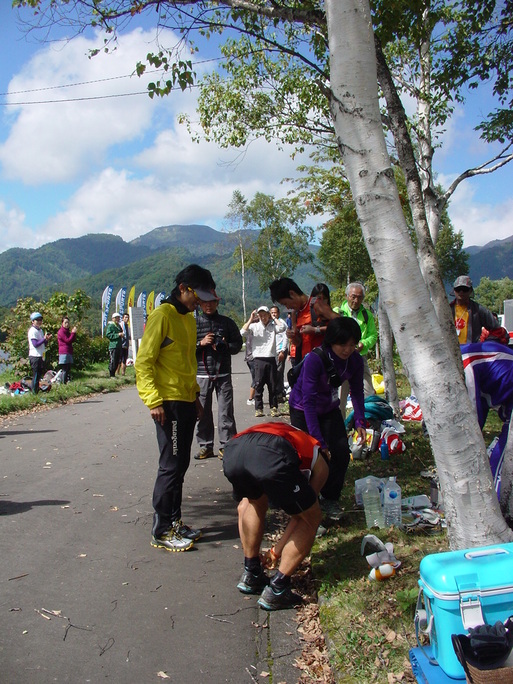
[[0, 498, 70, 515], [0, 429, 58, 438]]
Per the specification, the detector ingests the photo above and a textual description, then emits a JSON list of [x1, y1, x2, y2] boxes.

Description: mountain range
[[0, 225, 321, 324], [0, 224, 509, 318]]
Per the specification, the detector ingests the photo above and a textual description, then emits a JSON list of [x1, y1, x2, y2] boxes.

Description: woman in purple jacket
[[57, 315, 77, 383], [289, 316, 367, 520]]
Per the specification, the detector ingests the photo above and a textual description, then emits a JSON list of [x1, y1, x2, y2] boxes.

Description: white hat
[[112, 312, 121, 319], [257, 306, 270, 313]]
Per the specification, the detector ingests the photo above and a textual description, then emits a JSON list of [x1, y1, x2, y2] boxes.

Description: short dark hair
[[324, 317, 361, 346], [269, 277, 304, 302], [310, 283, 331, 305], [175, 264, 216, 291]]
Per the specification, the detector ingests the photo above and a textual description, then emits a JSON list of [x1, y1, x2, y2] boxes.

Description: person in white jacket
[[241, 306, 287, 418]]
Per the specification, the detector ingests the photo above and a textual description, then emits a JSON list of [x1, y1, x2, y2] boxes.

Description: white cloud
[[0, 27, 179, 185], [0, 24, 311, 252], [444, 180, 513, 247], [0, 200, 35, 251]]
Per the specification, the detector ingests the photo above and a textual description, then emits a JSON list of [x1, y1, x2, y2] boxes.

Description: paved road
[[0, 354, 304, 683]]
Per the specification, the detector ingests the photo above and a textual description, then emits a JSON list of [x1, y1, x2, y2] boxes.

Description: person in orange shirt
[[222, 422, 330, 611], [269, 277, 339, 363]]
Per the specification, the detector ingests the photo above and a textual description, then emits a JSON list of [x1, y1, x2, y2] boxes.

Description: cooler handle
[[415, 588, 438, 667], [464, 547, 508, 559]]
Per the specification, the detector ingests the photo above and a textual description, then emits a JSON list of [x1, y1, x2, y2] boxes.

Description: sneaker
[[246, 398, 255, 405], [194, 446, 214, 460], [257, 585, 303, 611], [320, 497, 344, 521], [151, 526, 194, 552], [218, 448, 224, 460], [270, 407, 280, 417], [255, 409, 264, 418], [175, 519, 202, 542], [237, 569, 269, 595]]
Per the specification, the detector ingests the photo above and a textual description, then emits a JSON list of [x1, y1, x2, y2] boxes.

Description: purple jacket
[[289, 347, 366, 447], [57, 326, 76, 355]]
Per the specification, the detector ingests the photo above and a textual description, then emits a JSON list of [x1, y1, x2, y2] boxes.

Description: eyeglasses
[[186, 286, 199, 300], [454, 287, 470, 293]]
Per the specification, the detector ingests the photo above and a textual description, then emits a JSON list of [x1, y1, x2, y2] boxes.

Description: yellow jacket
[[135, 303, 200, 409]]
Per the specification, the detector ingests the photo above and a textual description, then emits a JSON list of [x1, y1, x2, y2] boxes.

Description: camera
[[213, 331, 226, 349]]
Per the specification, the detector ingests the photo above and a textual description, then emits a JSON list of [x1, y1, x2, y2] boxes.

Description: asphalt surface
[[0, 353, 305, 684]]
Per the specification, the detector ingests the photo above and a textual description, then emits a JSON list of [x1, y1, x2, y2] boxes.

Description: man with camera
[[194, 295, 243, 460]]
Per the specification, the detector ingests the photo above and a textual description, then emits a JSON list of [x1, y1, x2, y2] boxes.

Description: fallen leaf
[[77, 554, 87, 558], [156, 672, 170, 679], [259, 672, 270, 678], [386, 630, 396, 642]]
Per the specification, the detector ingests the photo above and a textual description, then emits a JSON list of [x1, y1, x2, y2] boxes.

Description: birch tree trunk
[[238, 233, 247, 321], [500, 421, 513, 524], [374, 37, 462, 371], [377, 298, 400, 416], [325, 0, 513, 548]]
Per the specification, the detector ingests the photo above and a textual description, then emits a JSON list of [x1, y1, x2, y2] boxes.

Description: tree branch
[[440, 143, 513, 209]]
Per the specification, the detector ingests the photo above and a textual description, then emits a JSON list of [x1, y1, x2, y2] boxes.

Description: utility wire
[[0, 55, 221, 104]]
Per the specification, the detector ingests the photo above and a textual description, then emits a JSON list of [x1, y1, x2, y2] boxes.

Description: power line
[[0, 82, 201, 106], [0, 55, 221, 104]]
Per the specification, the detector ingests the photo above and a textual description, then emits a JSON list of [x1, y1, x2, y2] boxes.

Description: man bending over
[[222, 422, 329, 610]]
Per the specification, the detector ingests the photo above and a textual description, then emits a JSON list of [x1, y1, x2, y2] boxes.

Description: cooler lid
[[420, 543, 513, 598]]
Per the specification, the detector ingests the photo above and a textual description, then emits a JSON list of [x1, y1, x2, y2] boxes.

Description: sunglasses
[[186, 286, 200, 300], [454, 287, 470, 293]]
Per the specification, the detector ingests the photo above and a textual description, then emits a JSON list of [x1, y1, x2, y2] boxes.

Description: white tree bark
[[377, 298, 400, 416], [500, 421, 513, 524], [325, 0, 513, 548]]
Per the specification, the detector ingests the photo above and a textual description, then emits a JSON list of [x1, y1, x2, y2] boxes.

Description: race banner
[[101, 285, 114, 336], [146, 291, 155, 318], [154, 291, 166, 308], [137, 291, 147, 318], [127, 285, 135, 309], [115, 287, 127, 315]]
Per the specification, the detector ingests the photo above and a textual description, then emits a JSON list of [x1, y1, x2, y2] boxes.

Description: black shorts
[[120, 348, 129, 364], [222, 431, 317, 515]]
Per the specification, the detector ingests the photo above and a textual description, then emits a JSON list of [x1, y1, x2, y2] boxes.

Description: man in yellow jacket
[[135, 264, 218, 552]]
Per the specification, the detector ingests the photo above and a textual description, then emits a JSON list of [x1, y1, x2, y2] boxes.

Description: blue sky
[[0, 3, 511, 254]]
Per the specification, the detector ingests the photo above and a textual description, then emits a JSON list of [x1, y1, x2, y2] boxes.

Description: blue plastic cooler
[[416, 542, 513, 679]]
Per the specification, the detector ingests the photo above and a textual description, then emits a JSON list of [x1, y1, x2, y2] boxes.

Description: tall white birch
[[325, 0, 512, 548]]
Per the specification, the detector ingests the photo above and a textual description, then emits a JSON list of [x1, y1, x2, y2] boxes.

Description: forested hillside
[[0, 225, 322, 326], [1, 222, 508, 321]]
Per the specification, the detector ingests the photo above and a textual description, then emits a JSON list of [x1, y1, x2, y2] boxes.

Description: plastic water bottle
[[362, 477, 384, 528], [383, 477, 402, 527], [380, 440, 389, 461]]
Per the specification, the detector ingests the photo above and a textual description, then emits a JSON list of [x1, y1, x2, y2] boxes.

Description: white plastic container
[[383, 477, 402, 527], [362, 477, 384, 528]]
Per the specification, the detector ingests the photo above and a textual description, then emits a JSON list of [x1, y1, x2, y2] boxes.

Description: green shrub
[[88, 336, 109, 364]]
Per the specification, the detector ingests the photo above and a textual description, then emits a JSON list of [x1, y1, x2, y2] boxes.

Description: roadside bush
[[88, 336, 109, 364], [0, 291, 92, 373]]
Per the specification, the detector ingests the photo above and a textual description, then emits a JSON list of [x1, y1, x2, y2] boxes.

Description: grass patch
[[312, 408, 503, 682], [0, 364, 135, 417]]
